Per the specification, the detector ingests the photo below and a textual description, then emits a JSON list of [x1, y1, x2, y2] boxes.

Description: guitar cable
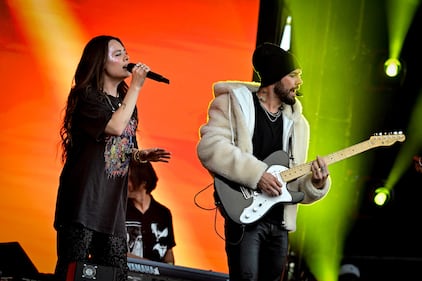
[[193, 182, 217, 211], [193, 181, 245, 245]]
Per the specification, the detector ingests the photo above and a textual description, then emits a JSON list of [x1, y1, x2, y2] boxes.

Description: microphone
[[125, 63, 170, 84]]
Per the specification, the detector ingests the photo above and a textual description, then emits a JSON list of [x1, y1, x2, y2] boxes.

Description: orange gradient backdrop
[[0, 0, 259, 274]]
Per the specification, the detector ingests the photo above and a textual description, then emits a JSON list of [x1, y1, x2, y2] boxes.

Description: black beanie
[[252, 42, 300, 87]]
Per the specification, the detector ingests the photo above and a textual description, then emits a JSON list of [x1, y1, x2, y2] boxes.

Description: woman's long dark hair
[[60, 35, 129, 163]]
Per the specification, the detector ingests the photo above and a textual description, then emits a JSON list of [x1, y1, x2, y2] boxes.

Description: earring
[[258, 95, 266, 102]]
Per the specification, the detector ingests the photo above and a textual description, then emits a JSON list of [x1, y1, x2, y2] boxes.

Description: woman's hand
[[129, 62, 150, 89], [133, 148, 171, 163]]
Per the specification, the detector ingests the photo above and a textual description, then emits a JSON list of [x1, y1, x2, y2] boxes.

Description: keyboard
[[127, 257, 229, 281]]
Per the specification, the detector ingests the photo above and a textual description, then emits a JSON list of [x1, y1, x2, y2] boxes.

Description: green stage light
[[384, 58, 401, 77], [373, 187, 391, 206]]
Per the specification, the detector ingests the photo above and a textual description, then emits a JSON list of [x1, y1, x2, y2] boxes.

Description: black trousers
[[54, 224, 128, 281], [225, 220, 289, 281]]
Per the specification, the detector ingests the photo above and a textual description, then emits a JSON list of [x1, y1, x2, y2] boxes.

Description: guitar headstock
[[369, 131, 406, 146]]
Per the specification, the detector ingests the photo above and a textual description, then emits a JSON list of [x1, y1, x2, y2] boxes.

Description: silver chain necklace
[[259, 102, 282, 122], [104, 93, 121, 112]]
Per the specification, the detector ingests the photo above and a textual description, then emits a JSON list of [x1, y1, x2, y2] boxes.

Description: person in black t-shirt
[[126, 159, 176, 264], [54, 35, 171, 281]]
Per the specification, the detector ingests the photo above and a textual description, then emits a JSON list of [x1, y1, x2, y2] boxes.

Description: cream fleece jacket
[[197, 81, 330, 231]]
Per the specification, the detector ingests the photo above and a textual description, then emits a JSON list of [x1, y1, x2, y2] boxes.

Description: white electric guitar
[[214, 132, 406, 225]]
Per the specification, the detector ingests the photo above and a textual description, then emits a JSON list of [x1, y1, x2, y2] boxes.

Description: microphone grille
[[126, 63, 136, 72]]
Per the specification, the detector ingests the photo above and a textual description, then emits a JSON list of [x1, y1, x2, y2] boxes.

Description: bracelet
[[133, 150, 139, 162], [133, 150, 148, 163]]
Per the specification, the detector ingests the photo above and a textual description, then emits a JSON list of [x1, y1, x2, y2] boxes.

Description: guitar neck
[[280, 139, 378, 182]]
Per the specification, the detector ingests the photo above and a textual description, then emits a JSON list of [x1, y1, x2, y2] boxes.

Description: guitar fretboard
[[280, 133, 405, 182]]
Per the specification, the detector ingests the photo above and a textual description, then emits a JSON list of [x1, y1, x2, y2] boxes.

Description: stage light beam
[[386, 0, 420, 60], [280, 16, 292, 51]]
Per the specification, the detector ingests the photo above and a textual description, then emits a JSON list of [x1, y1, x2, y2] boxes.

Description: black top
[[126, 196, 176, 262], [252, 94, 285, 225], [252, 94, 283, 160], [54, 89, 138, 237]]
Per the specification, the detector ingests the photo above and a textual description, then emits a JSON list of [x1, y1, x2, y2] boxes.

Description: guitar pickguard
[[239, 165, 292, 224], [213, 150, 304, 225]]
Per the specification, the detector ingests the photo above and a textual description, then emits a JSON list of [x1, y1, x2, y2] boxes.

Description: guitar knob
[[253, 207, 258, 212]]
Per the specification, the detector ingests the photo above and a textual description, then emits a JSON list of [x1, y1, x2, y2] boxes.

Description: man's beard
[[274, 81, 296, 105]]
